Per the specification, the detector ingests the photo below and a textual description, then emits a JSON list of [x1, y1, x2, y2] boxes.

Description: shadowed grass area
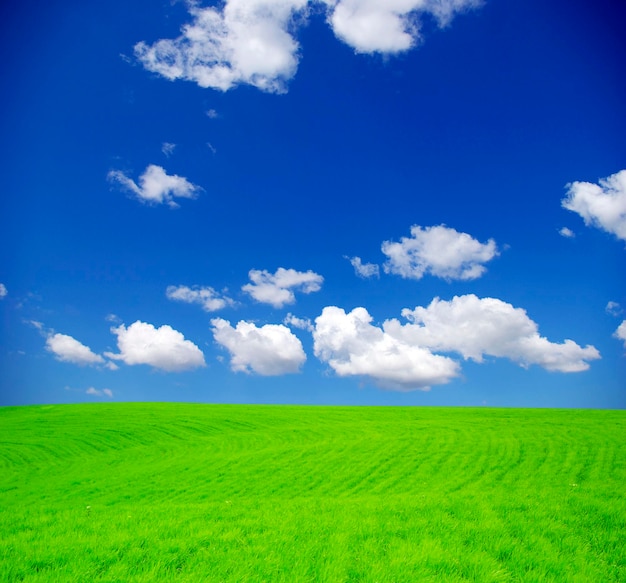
[[1, 403, 624, 581]]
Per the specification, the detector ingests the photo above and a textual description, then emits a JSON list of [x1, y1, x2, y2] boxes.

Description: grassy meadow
[[0, 403, 624, 582]]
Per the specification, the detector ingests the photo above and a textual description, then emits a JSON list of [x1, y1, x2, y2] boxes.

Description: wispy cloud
[[562, 169, 626, 241], [606, 301, 623, 317], [166, 285, 235, 312], [346, 256, 379, 278], [212, 318, 306, 375], [108, 164, 200, 208], [242, 267, 323, 308], [105, 321, 206, 372], [134, 0, 482, 93], [382, 224, 499, 281], [161, 142, 176, 157], [0, 283, 6, 298], [86, 387, 114, 398], [559, 227, 575, 238], [283, 313, 313, 332]]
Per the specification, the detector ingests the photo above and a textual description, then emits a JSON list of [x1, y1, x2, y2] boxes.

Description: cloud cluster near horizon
[[134, 0, 482, 93], [313, 295, 600, 390]]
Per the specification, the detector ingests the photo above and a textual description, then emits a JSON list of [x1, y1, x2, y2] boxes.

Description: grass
[[0, 403, 624, 582]]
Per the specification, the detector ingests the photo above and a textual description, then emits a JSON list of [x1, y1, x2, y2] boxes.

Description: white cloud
[[326, 0, 480, 54], [86, 387, 114, 398], [388, 294, 601, 372], [162, 142, 176, 157], [382, 224, 498, 281], [0, 283, 6, 298], [212, 318, 306, 375], [108, 164, 200, 208], [105, 321, 206, 372], [606, 301, 623, 317], [313, 306, 460, 390], [614, 320, 626, 349], [284, 312, 314, 331], [559, 227, 575, 238], [242, 267, 323, 308], [346, 256, 379, 278], [562, 169, 626, 241], [135, 0, 309, 93], [135, 0, 481, 92], [313, 295, 602, 390], [206, 109, 219, 118], [166, 285, 235, 312], [46, 333, 105, 366]]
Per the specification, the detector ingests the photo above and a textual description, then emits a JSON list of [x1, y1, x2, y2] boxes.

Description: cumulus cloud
[[284, 313, 314, 331], [212, 318, 306, 375], [135, 0, 481, 92], [614, 321, 626, 349], [86, 387, 114, 398], [46, 333, 105, 366], [606, 301, 623, 317], [0, 283, 6, 298], [105, 321, 206, 372], [388, 294, 601, 372], [135, 0, 309, 93], [166, 285, 235, 312], [242, 267, 323, 308], [108, 164, 200, 208], [382, 224, 498, 281], [559, 227, 575, 238], [327, 0, 480, 54], [346, 256, 379, 278], [313, 295, 601, 390], [562, 169, 626, 241], [313, 306, 460, 390]]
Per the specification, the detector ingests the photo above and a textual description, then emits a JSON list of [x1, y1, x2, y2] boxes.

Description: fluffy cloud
[[0, 283, 6, 298], [105, 321, 206, 372], [313, 295, 601, 390], [313, 306, 460, 390], [387, 294, 600, 372], [135, 0, 309, 93], [212, 318, 306, 375], [86, 387, 113, 398], [382, 224, 498, 281], [327, 0, 480, 54], [135, 0, 481, 92], [242, 267, 323, 308], [614, 321, 626, 349], [559, 227, 575, 238], [347, 256, 379, 278], [46, 333, 105, 366], [166, 285, 235, 312], [108, 164, 200, 207], [562, 169, 626, 241]]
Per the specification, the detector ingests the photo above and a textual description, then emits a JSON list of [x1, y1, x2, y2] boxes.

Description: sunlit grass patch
[[0, 403, 624, 581]]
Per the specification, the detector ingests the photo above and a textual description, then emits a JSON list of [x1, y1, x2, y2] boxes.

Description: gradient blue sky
[[1, 0, 624, 407]]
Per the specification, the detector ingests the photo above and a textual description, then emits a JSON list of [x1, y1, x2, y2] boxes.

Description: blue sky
[[1, 0, 624, 408]]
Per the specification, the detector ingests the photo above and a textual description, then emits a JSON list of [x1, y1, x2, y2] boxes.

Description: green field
[[0, 404, 624, 582]]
